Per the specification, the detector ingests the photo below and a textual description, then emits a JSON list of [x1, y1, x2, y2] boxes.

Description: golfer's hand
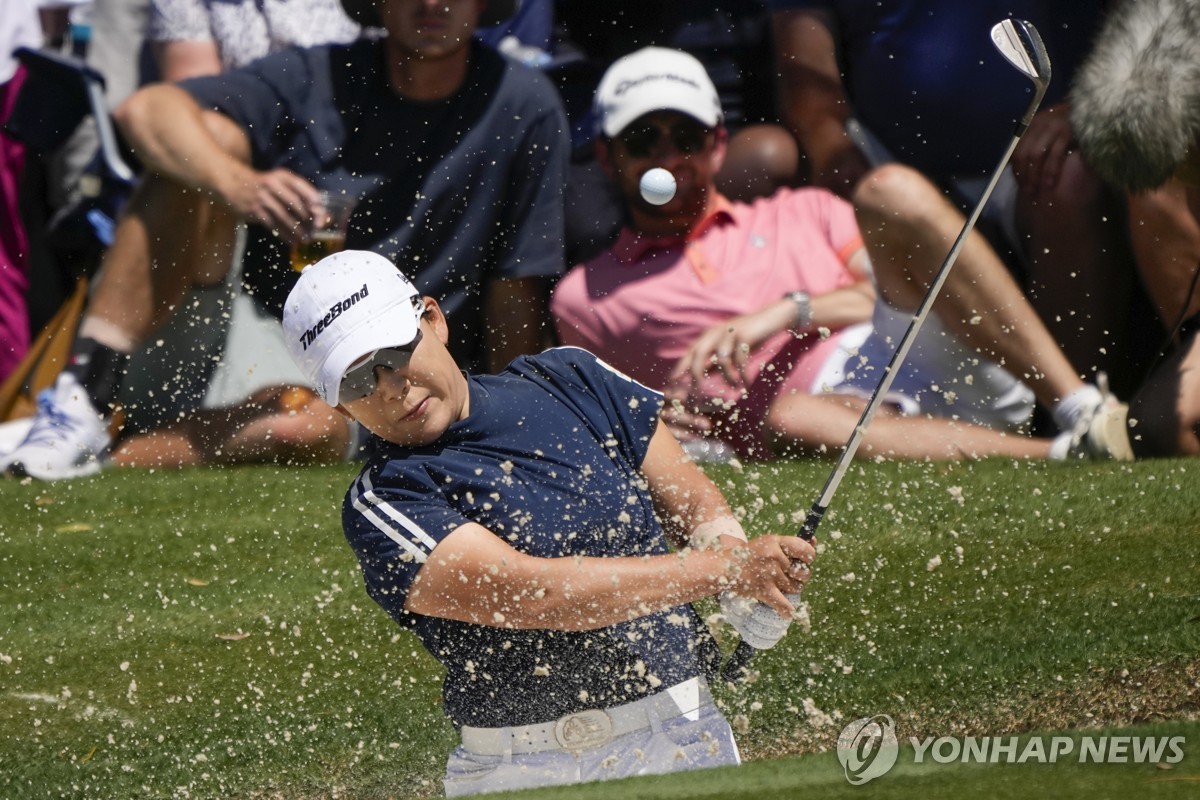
[[669, 300, 796, 388], [720, 535, 814, 649], [720, 590, 804, 650], [224, 168, 321, 242]]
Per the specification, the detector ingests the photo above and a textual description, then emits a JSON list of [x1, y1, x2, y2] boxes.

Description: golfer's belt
[[459, 677, 710, 755]]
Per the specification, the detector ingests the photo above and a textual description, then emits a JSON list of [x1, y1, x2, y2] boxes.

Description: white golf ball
[[639, 168, 677, 205]]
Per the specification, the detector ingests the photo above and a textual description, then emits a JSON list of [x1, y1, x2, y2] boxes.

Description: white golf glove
[[719, 591, 803, 650]]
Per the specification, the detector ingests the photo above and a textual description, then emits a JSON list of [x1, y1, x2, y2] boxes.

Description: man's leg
[[110, 385, 352, 468], [1017, 152, 1143, 396], [1130, 332, 1200, 457], [2, 171, 239, 479], [716, 124, 799, 203], [1126, 180, 1200, 457], [763, 392, 1053, 461], [851, 163, 1127, 452], [1127, 181, 1200, 328], [84, 170, 238, 350], [3, 106, 250, 478]]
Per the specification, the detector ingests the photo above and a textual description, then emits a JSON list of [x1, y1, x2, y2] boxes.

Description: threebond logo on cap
[[836, 715, 899, 785], [298, 282, 370, 351]]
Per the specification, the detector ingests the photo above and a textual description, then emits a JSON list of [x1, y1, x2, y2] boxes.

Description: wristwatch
[[784, 291, 813, 332]]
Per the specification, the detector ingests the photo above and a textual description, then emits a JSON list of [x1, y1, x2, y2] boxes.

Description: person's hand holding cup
[[290, 191, 357, 272]]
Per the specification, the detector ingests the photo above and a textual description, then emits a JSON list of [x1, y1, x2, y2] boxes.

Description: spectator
[[1070, 0, 1200, 456], [552, 0, 799, 264], [0, 0, 569, 480], [769, 1, 1149, 397], [149, 0, 360, 78], [102, 0, 363, 469], [282, 249, 815, 796], [551, 47, 1131, 462]]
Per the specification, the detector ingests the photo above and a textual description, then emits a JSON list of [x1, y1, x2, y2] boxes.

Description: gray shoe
[[3, 374, 112, 480]]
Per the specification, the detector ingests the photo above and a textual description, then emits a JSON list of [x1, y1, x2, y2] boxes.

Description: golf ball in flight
[[639, 168, 677, 205]]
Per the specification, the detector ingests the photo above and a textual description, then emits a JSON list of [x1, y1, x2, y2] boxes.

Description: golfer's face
[[340, 307, 469, 446], [379, 0, 484, 59]]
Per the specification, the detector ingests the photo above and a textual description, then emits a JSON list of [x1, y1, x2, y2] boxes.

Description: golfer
[[282, 250, 815, 796]]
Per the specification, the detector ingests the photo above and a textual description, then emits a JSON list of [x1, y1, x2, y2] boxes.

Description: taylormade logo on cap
[[594, 46, 723, 137], [297, 283, 370, 351], [611, 72, 706, 99]]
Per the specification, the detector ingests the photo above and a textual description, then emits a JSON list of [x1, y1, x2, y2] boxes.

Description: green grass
[[1, 457, 1198, 798]]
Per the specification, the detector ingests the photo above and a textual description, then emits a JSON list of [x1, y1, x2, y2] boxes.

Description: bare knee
[[852, 163, 944, 223]]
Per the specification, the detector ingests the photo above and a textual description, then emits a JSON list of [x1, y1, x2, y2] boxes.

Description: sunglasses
[[616, 121, 713, 158], [339, 330, 424, 404]]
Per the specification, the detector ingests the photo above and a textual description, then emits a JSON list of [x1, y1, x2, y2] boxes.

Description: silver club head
[[992, 18, 1050, 86], [991, 18, 1051, 126]]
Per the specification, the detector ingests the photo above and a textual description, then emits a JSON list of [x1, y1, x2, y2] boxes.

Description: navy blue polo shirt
[[182, 39, 568, 370], [342, 348, 711, 728]]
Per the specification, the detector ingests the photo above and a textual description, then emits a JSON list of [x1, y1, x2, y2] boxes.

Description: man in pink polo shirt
[[551, 46, 1132, 462]]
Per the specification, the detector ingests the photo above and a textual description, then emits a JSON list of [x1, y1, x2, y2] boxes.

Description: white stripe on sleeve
[[350, 473, 439, 563]]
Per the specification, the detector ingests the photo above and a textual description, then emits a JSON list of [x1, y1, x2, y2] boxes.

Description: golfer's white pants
[[443, 695, 739, 796]]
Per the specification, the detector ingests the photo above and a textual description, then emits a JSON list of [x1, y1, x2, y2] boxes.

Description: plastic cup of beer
[[290, 191, 357, 271]]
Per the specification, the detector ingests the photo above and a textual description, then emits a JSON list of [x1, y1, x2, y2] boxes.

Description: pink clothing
[[0, 66, 30, 382], [551, 187, 864, 459]]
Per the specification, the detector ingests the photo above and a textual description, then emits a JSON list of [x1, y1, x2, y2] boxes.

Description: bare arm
[[669, 246, 876, 388], [639, 419, 744, 549], [772, 8, 869, 197], [154, 39, 223, 82], [115, 83, 321, 237], [403, 423, 814, 629]]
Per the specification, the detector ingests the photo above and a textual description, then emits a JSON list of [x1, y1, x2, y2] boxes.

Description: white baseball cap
[[593, 46, 723, 138], [282, 250, 424, 407]]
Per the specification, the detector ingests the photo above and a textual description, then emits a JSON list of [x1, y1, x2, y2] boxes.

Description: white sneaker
[[3, 374, 112, 480]]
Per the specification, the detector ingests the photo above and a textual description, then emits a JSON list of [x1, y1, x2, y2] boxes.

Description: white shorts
[[443, 680, 739, 797], [813, 302, 1036, 432]]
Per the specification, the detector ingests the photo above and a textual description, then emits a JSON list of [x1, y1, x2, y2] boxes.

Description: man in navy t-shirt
[[3, 0, 569, 482], [281, 249, 817, 796]]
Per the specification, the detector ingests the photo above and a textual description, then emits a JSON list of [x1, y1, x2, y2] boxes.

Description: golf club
[[722, 18, 1051, 682]]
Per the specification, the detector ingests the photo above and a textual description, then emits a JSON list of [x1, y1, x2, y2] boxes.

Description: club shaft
[[723, 123, 1034, 683], [799, 131, 1022, 540]]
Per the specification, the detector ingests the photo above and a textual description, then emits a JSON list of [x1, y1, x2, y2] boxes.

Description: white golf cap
[[282, 250, 423, 407], [593, 46, 723, 138]]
